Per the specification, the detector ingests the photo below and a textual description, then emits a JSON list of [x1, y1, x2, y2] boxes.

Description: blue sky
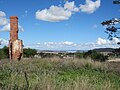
[[0, 0, 120, 50]]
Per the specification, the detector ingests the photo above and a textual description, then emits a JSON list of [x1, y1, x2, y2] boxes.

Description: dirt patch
[[107, 58, 120, 62]]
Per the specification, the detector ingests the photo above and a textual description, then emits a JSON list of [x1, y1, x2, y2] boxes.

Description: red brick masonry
[[9, 16, 23, 61]]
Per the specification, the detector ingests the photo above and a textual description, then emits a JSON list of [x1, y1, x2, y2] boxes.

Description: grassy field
[[0, 58, 120, 90]]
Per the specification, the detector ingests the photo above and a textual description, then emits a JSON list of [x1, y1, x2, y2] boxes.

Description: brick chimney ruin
[[9, 16, 23, 61]]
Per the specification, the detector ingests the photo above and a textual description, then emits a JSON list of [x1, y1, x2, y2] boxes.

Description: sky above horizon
[[0, 0, 120, 50]]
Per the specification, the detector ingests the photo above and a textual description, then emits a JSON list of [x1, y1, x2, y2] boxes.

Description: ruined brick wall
[[10, 16, 18, 42], [9, 16, 23, 61]]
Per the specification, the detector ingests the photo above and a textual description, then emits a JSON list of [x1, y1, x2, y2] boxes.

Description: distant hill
[[93, 48, 114, 52]]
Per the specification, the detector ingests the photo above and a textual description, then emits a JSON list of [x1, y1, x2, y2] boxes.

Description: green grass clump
[[0, 58, 120, 90]]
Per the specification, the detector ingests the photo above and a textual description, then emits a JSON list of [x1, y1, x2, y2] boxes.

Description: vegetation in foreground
[[0, 58, 120, 90]]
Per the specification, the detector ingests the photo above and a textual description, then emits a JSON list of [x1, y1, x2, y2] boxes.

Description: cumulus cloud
[[96, 37, 108, 45], [36, 5, 72, 22], [96, 37, 120, 45], [60, 41, 77, 46], [0, 11, 6, 17], [44, 42, 57, 48], [0, 38, 8, 45], [18, 24, 24, 32], [0, 11, 8, 26], [0, 17, 8, 26], [0, 11, 24, 32], [111, 37, 120, 44], [64, 1, 79, 12], [28, 41, 78, 49], [0, 23, 10, 32], [26, 37, 120, 50], [0, 23, 24, 32], [36, 1, 101, 22], [79, 0, 101, 14]]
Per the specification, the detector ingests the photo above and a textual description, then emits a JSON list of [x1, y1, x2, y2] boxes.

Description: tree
[[23, 48, 37, 58], [112, 48, 120, 57], [0, 49, 5, 60], [0, 46, 9, 60], [113, 0, 120, 4], [2, 46, 9, 58], [75, 52, 84, 58], [101, 1, 120, 41], [91, 52, 108, 62], [83, 50, 108, 62], [83, 50, 94, 58]]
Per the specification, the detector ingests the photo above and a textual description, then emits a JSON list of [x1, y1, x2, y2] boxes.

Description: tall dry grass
[[0, 58, 120, 90]]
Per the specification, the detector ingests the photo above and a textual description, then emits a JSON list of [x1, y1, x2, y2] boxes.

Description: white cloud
[[37, 43, 41, 45], [36, 5, 72, 22], [0, 17, 8, 26], [0, 11, 24, 32], [64, 1, 79, 12], [44, 42, 56, 46], [60, 41, 77, 46], [0, 38, 8, 45], [26, 37, 120, 50], [35, 1, 101, 22], [18, 24, 24, 32], [27, 41, 81, 50], [44, 42, 57, 48], [96, 37, 120, 45], [0, 11, 8, 26], [0, 23, 24, 32], [111, 37, 120, 44], [96, 37, 108, 45], [79, 0, 101, 14], [0, 23, 10, 31], [0, 11, 6, 17]]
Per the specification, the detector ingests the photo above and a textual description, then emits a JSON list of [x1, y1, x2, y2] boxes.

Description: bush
[[83, 50, 108, 62], [0, 49, 5, 60], [112, 48, 120, 57], [75, 52, 84, 58], [23, 48, 37, 58], [0, 46, 9, 60], [2, 46, 9, 58], [91, 53, 108, 62]]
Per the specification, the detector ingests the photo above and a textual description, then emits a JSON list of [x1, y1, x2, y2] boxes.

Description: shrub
[[2, 46, 9, 58], [83, 50, 108, 62], [0, 46, 9, 60], [91, 53, 108, 62], [23, 48, 37, 58], [75, 52, 84, 58]]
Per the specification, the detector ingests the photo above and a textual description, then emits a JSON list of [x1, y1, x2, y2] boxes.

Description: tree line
[[0, 46, 120, 62], [0, 46, 37, 60]]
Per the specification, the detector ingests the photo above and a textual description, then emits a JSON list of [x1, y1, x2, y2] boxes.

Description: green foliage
[[0, 46, 9, 60], [91, 53, 108, 62], [38, 52, 57, 58], [75, 52, 84, 58], [0, 49, 5, 60], [83, 50, 108, 62], [23, 48, 37, 58], [112, 48, 120, 57], [66, 53, 74, 56], [2, 46, 9, 58]]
